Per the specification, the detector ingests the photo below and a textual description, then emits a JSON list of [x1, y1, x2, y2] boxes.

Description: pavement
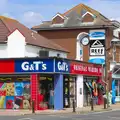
[[0, 109, 120, 120], [0, 103, 120, 116]]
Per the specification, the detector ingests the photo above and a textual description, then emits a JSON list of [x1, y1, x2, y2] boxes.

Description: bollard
[[32, 100, 35, 113], [73, 99, 76, 112], [91, 98, 94, 111], [104, 98, 107, 109]]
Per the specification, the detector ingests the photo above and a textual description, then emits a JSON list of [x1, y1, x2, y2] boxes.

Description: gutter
[[31, 25, 118, 31]]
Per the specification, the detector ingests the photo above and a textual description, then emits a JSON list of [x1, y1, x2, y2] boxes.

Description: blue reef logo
[[90, 32, 105, 38]]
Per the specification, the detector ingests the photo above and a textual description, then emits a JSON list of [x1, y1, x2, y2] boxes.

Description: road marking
[[107, 116, 120, 120], [17, 118, 34, 120]]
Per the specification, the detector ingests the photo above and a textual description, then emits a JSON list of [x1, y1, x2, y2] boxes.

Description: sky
[[2, 0, 120, 28]]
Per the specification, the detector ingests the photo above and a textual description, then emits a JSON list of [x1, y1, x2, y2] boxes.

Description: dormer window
[[52, 13, 65, 24], [82, 12, 94, 23]]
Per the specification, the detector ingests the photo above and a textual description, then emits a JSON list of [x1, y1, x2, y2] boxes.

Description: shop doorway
[[63, 76, 76, 108], [38, 74, 54, 110]]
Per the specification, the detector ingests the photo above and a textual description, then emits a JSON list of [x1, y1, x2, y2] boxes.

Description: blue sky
[[2, 0, 120, 28]]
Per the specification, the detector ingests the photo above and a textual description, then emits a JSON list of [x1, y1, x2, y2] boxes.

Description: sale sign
[[70, 62, 102, 76]]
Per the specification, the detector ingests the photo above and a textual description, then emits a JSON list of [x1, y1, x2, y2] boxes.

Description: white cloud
[[20, 11, 44, 28]]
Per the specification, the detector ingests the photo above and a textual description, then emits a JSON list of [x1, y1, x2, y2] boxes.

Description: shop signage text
[[70, 62, 102, 76], [90, 32, 105, 38], [55, 60, 70, 73], [21, 61, 47, 71], [90, 47, 105, 56], [15, 59, 54, 73], [89, 39, 105, 56], [89, 30, 105, 40]]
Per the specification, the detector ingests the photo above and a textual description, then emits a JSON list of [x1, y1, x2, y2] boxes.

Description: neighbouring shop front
[[0, 58, 103, 110], [70, 61, 105, 107], [112, 65, 120, 104]]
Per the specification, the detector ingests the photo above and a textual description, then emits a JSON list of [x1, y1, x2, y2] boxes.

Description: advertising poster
[[15, 82, 24, 96], [0, 83, 6, 96], [6, 83, 15, 96], [6, 96, 14, 109], [14, 96, 23, 109], [23, 82, 31, 109], [0, 96, 6, 108]]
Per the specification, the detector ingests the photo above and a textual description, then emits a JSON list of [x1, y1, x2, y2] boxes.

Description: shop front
[[70, 61, 104, 107], [111, 64, 120, 104], [0, 58, 103, 110]]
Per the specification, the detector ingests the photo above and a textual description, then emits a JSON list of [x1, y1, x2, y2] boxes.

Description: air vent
[[39, 50, 49, 58]]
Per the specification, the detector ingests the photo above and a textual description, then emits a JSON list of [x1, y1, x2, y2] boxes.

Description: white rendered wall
[[7, 29, 26, 58], [25, 45, 67, 58], [76, 75, 84, 108], [0, 44, 7, 58]]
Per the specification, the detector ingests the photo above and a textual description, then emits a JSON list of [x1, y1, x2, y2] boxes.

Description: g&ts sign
[[21, 61, 47, 71], [15, 59, 54, 73], [55, 60, 70, 73]]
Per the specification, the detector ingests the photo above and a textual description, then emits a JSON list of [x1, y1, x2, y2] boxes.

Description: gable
[[52, 15, 64, 24], [82, 12, 94, 22]]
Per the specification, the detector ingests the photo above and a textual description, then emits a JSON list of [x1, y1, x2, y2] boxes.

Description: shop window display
[[0, 77, 30, 109], [63, 76, 76, 108], [83, 77, 104, 106]]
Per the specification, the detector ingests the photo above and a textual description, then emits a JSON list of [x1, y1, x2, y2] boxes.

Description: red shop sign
[[70, 62, 102, 76], [0, 60, 15, 74]]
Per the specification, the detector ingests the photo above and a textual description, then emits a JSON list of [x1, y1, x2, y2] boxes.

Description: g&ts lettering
[[21, 61, 47, 71]]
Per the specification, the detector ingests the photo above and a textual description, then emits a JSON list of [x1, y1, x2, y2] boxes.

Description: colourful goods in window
[[6, 83, 15, 96], [6, 96, 14, 109], [14, 96, 23, 109], [15, 82, 24, 96], [0, 96, 6, 108], [0, 83, 6, 96]]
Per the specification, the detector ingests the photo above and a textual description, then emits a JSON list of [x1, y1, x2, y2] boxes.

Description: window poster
[[6, 96, 14, 109], [15, 82, 24, 96]]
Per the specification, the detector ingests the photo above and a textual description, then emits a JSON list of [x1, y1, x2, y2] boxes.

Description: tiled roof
[[32, 3, 118, 30], [0, 16, 68, 52]]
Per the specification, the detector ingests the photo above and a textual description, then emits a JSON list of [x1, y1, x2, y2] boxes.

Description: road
[[0, 110, 120, 120]]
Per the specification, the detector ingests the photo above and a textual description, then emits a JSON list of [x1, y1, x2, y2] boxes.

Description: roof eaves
[[27, 43, 69, 53], [33, 25, 117, 31]]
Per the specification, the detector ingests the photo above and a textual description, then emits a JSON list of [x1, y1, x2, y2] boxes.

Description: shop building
[[0, 57, 103, 110], [32, 3, 120, 96]]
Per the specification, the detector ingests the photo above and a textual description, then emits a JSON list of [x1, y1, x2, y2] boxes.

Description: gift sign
[[70, 62, 102, 76]]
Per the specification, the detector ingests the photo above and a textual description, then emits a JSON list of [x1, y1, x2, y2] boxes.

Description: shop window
[[0, 76, 30, 109]]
